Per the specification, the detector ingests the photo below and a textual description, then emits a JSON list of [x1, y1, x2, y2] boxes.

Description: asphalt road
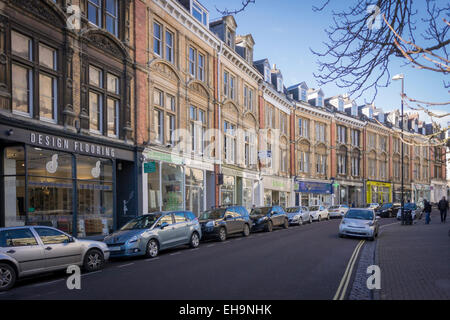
[[0, 218, 397, 300]]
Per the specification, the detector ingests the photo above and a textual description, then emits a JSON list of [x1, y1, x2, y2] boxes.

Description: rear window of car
[[0, 229, 38, 247], [185, 212, 196, 221]]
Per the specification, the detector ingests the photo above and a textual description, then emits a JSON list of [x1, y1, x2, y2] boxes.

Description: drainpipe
[[217, 42, 223, 205]]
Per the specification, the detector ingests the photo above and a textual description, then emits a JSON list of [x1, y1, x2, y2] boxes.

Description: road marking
[[380, 222, 398, 229], [170, 252, 181, 256], [117, 263, 134, 268], [333, 240, 365, 300], [207, 244, 215, 248], [235, 238, 243, 241], [30, 278, 65, 288], [145, 257, 160, 262], [81, 270, 102, 277], [190, 248, 199, 252]]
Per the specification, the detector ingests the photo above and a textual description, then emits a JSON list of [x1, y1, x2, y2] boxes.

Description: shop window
[[221, 176, 235, 206], [161, 163, 183, 211], [185, 167, 204, 216], [147, 161, 161, 213], [3, 147, 26, 227], [76, 156, 113, 237]]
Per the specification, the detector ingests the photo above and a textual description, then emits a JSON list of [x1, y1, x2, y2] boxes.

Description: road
[[0, 218, 396, 300]]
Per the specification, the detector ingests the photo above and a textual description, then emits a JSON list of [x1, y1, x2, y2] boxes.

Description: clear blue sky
[[200, 0, 449, 126]]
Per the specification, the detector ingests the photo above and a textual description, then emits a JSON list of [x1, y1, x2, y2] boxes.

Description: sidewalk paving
[[376, 210, 450, 300]]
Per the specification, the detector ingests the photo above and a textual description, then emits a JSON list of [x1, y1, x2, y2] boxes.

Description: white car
[[328, 205, 350, 218], [309, 206, 329, 222]]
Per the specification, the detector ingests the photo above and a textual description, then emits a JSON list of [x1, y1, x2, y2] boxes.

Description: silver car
[[285, 206, 312, 225], [104, 211, 202, 259], [339, 208, 380, 241], [0, 226, 110, 292]]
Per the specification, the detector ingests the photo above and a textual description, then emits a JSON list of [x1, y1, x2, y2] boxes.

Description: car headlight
[[206, 221, 214, 228], [126, 235, 139, 244], [258, 217, 268, 223], [367, 221, 374, 226]]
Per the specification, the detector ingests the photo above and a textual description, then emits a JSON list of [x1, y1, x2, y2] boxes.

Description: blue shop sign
[[295, 180, 333, 194]]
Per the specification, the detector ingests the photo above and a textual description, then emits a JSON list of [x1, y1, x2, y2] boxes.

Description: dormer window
[[264, 65, 271, 83], [317, 96, 323, 107], [338, 99, 344, 112], [277, 77, 283, 92], [301, 89, 307, 102], [192, 0, 208, 26], [351, 105, 357, 117]]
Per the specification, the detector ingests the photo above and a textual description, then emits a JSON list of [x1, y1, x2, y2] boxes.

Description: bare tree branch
[[216, 0, 255, 16]]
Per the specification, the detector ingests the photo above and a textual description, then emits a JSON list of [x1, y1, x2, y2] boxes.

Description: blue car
[[104, 211, 202, 258]]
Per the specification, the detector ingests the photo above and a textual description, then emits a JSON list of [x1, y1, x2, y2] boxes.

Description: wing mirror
[[225, 215, 233, 220], [160, 222, 169, 229]]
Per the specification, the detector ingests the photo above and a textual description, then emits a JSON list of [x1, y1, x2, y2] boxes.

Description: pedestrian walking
[[438, 197, 448, 223], [423, 199, 432, 225]]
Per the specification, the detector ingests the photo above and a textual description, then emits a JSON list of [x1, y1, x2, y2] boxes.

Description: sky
[[199, 0, 449, 127]]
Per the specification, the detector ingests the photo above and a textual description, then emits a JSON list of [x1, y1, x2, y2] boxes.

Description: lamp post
[[393, 74, 405, 224]]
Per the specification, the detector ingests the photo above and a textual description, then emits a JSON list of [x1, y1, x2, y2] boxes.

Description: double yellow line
[[333, 240, 365, 300]]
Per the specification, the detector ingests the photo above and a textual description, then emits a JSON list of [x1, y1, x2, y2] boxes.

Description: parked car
[[367, 203, 380, 210], [376, 203, 400, 218], [328, 205, 349, 218], [285, 206, 311, 225], [396, 203, 422, 220], [339, 208, 380, 241], [104, 211, 201, 259], [0, 226, 109, 292], [250, 206, 289, 232], [309, 206, 329, 222], [199, 206, 251, 242]]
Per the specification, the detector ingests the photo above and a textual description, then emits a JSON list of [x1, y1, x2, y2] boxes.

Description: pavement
[[375, 210, 450, 300]]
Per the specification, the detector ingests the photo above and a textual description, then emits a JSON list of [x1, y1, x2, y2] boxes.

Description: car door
[[173, 212, 189, 244], [235, 207, 248, 232], [154, 214, 177, 249], [224, 208, 238, 234], [0, 228, 46, 276], [301, 207, 309, 221], [272, 207, 282, 226], [33, 227, 83, 270]]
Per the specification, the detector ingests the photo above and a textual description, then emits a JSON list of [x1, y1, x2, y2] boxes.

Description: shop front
[[263, 176, 292, 208], [412, 183, 431, 204], [367, 181, 392, 205], [143, 149, 215, 217], [294, 179, 333, 207], [430, 180, 447, 203], [220, 167, 259, 211], [0, 124, 136, 238], [334, 181, 364, 207], [393, 183, 412, 204]]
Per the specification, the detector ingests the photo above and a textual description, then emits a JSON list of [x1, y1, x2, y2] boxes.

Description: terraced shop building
[[0, 0, 139, 238]]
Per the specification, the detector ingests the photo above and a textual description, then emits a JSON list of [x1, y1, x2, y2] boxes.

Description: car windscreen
[[309, 206, 320, 211], [345, 210, 374, 220], [250, 207, 271, 216], [380, 203, 392, 210], [120, 214, 161, 231], [200, 209, 226, 220], [329, 206, 340, 209], [286, 207, 300, 213]]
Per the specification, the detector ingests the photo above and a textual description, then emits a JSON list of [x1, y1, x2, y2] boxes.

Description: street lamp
[[392, 73, 405, 224]]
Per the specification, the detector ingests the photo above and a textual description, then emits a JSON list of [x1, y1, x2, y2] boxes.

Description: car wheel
[[299, 218, 303, 226], [146, 239, 159, 258], [283, 219, 289, 229], [368, 235, 375, 241], [327, 214, 330, 221], [266, 221, 273, 232], [242, 224, 250, 237], [189, 232, 200, 248], [309, 216, 312, 224], [338, 233, 344, 238], [83, 249, 105, 272], [0, 263, 16, 292], [318, 215, 321, 222], [218, 227, 227, 242]]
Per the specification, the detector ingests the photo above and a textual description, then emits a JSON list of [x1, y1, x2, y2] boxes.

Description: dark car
[[376, 203, 400, 218], [250, 206, 289, 232], [199, 206, 251, 242]]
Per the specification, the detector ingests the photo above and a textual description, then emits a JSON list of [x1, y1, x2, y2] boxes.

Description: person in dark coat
[[438, 197, 448, 223], [423, 199, 432, 224]]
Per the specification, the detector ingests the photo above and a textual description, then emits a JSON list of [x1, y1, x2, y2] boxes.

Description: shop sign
[[146, 150, 183, 165], [144, 161, 157, 174], [295, 180, 333, 194]]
